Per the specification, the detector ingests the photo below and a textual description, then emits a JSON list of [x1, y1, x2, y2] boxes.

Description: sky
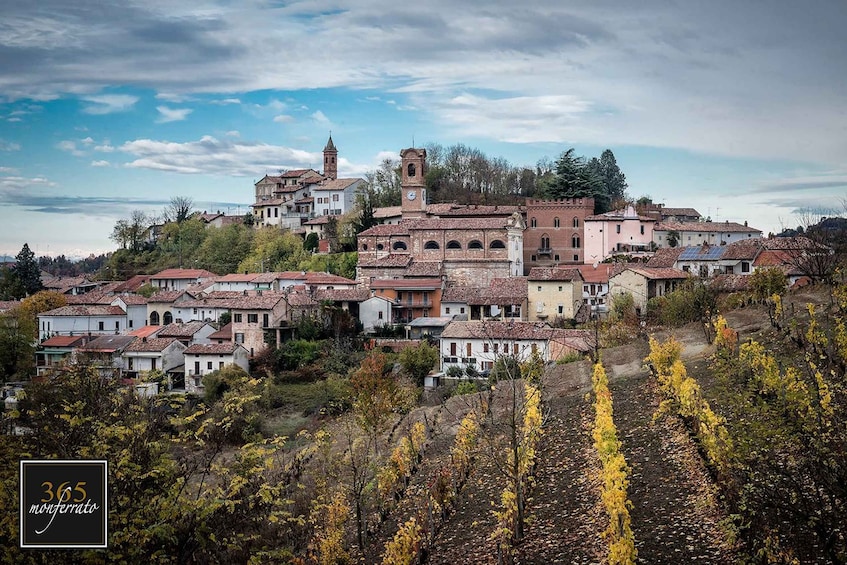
[[1, 0, 846, 258]]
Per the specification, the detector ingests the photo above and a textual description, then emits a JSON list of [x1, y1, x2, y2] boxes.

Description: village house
[[230, 293, 289, 356], [108, 295, 148, 331], [439, 320, 594, 374], [208, 323, 233, 344], [608, 267, 691, 315], [527, 267, 585, 322], [156, 321, 216, 347], [122, 337, 186, 384], [575, 263, 616, 314], [252, 168, 322, 228], [311, 177, 364, 217], [359, 294, 395, 333], [653, 220, 762, 248], [584, 205, 657, 264], [146, 290, 191, 326], [150, 268, 217, 292], [74, 335, 137, 376], [184, 343, 251, 394], [439, 277, 528, 321], [37, 304, 127, 341], [368, 278, 443, 325], [35, 335, 89, 376]]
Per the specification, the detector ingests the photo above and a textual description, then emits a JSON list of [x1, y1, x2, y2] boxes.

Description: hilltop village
[[2, 136, 812, 393]]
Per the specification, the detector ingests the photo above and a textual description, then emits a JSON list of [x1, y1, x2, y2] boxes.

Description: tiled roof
[[151, 268, 216, 280], [441, 321, 593, 348], [313, 288, 370, 302], [369, 278, 442, 290], [656, 221, 761, 234], [216, 273, 261, 282], [358, 224, 410, 236], [359, 255, 413, 268], [658, 207, 701, 217], [40, 305, 126, 317], [405, 261, 442, 277], [709, 274, 752, 292], [0, 300, 21, 312], [586, 206, 655, 222], [251, 272, 280, 284], [185, 342, 244, 355], [646, 247, 684, 268], [109, 294, 149, 305], [408, 217, 511, 230], [208, 322, 233, 340], [373, 206, 402, 218], [125, 337, 182, 353], [304, 215, 331, 225], [157, 321, 211, 338], [252, 198, 286, 206], [313, 178, 362, 190], [43, 276, 88, 289], [441, 286, 476, 303], [481, 277, 528, 303], [229, 293, 287, 310], [40, 335, 88, 347], [112, 275, 152, 292], [295, 196, 314, 204], [286, 292, 318, 307], [721, 239, 763, 260], [527, 267, 584, 282], [762, 236, 817, 250], [127, 326, 162, 339], [147, 290, 186, 303], [575, 263, 615, 283], [272, 271, 357, 285], [619, 267, 691, 280], [78, 335, 136, 352], [426, 203, 521, 217]]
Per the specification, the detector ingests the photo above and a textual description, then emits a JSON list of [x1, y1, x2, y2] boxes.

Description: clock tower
[[400, 147, 427, 219]]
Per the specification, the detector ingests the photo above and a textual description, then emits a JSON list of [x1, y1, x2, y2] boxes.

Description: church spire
[[323, 133, 338, 179]]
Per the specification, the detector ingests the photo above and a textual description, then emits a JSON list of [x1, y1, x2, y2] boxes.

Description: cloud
[[81, 94, 139, 115], [0, 140, 21, 151], [80, 136, 95, 145], [94, 143, 115, 152], [156, 105, 193, 123], [210, 98, 241, 105], [118, 135, 323, 176], [311, 110, 330, 124], [273, 114, 294, 123], [751, 174, 847, 194], [90, 160, 110, 167], [225, 130, 240, 137], [0, 166, 18, 173], [56, 140, 85, 156]]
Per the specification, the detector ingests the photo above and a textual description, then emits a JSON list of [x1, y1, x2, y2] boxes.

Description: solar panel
[[678, 246, 725, 260]]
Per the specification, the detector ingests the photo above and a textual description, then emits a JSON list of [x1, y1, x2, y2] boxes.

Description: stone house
[[229, 293, 288, 356], [608, 267, 690, 315], [184, 343, 251, 394], [74, 335, 137, 375], [527, 267, 585, 322]]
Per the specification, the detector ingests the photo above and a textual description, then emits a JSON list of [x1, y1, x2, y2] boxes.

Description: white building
[[184, 343, 251, 394], [123, 337, 187, 380], [311, 178, 364, 217], [38, 305, 127, 341]]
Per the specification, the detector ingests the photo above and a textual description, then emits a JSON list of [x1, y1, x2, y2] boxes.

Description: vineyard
[[4, 287, 845, 564]]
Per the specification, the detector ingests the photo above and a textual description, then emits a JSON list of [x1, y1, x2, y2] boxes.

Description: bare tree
[[775, 208, 845, 284], [165, 196, 195, 224]]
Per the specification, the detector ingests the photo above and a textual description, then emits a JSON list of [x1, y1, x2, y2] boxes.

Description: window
[[554, 217, 560, 228], [378, 311, 383, 320], [494, 343, 499, 354], [233, 313, 242, 323], [468, 240, 483, 250], [424, 240, 440, 250], [460, 307, 465, 314], [332, 194, 339, 201], [466, 343, 472, 357], [392, 241, 407, 251], [573, 217, 579, 228], [274, 208, 278, 217], [537, 286, 542, 291], [207, 361, 213, 370], [445, 307, 450, 314], [572, 235, 581, 248], [377, 243, 384, 251], [450, 342, 457, 356], [98, 321, 104, 331], [151, 358, 156, 371], [558, 286, 563, 291], [263, 313, 269, 327], [128, 358, 133, 370], [530, 217, 537, 228], [248, 313, 258, 323], [555, 254, 560, 261], [741, 261, 751, 273], [558, 305, 564, 314], [616, 225, 621, 234], [163, 311, 173, 324], [150, 312, 160, 325], [584, 285, 589, 292], [362, 244, 368, 251], [407, 163, 416, 177], [129, 320, 133, 328], [115, 321, 120, 330], [574, 254, 579, 261], [484, 343, 489, 353], [531, 255, 536, 261], [446, 240, 462, 249], [540, 236, 550, 250], [235, 333, 244, 344], [193, 308, 198, 314], [194, 361, 201, 374], [640, 225, 645, 235], [489, 240, 506, 249], [219, 362, 225, 369]]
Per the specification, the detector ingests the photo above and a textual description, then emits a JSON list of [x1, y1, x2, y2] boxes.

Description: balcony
[[394, 300, 432, 308], [537, 247, 552, 255]]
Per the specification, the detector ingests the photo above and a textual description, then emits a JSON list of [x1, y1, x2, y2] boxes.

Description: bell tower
[[400, 147, 427, 219], [323, 134, 337, 180]]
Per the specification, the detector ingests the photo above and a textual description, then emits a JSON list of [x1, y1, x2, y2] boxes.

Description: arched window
[[446, 240, 462, 250], [424, 240, 440, 250], [468, 240, 483, 250], [361, 243, 368, 251], [149, 311, 160, 326], [554, 217, 560, 228], [407, 163, 416, 177], [541, 235, 550, 251], [392, 241, 407, 251], [573, 217, 579, 228], [489, 239, 506, 249], [377, 243, 384, 251], [163, 311, 173, 325], [572, 235, 581, 248], [530, 217, 537, 228]]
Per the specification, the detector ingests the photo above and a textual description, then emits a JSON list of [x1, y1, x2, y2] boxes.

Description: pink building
[[584, 205, 656, 263]]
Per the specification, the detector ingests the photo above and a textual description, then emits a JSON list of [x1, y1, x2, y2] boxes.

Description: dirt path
[[611, 368, 735, 564]]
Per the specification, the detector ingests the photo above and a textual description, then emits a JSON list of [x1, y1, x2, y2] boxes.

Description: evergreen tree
[[545, 148, 603, 210], [13, 243, 43, 297]]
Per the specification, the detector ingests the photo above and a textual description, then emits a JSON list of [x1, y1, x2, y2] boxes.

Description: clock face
[[407, 191, 416, 201]]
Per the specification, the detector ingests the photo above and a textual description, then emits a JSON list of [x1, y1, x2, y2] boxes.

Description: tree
[[164, 196, 194, 224], [304, 232, 319, 253], [110, 210, 150, 252], [0, 307, 36, 379], [13, 243, 43, 297], [350, 351, 400, 446], [589, 149, 628, 213], [0, 266, 24, 300], [398, 341, 439, 386], [666, 230, 680, 248], [324, 216, 339, 254], [749, 267, 787, 302], [194, 223, 253, 274], [237, 229, 309, 273], [544, 148, 603, 211]]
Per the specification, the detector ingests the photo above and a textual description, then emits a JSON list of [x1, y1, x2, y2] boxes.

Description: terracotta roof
[[251, 273, 280, 284], [658, 207, 701, 217], [43, 276, 89, 289], [200, 291, 248, 299], [303, 215, 331, 225], [209, 323, 233, 340], [646, 247, 684, 268], [109, 294, 149, 305], [762, 236, 818, 250], [78, 335, 136, 352], [128, 326, 162, 339], [618, 267, 691, 280], [147, 290, 186, 303], [253, 198, 286, 207], [527, 267, 584, 282], [358, 224, 410, 236], [586, 206, 656, 222], [574, 263, 615, 284], [426, 203, 521, 217], [125, 337, 182, 353], [369, 278, 442, 290], [359, 255, 413, 268], [185, 342, 245, 355], [441, 321, 593, 348], [655, 221, 761, 234], [40, 335, 88, 347], [229, 293, 286, 310], [373, 206, 402, 218], [408, 217, 512, 230], [157, 321, 212, 338], [441, 286, 477, 303], [151, 268, 216, 280], [112, 275, 152, 292], [314, 178, 362, 190], [710, 274, 752, 292], [404, 261, 443, 277], [721, 239, 763, 260], [286, 291, 318, 307], [295, 196, 314, 204], [313, 288, 370, 302], [197, 212, 223, 222], [477, 277, 528, 304], [216, 273, 261, 282], [40, 305, 126, 317]]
